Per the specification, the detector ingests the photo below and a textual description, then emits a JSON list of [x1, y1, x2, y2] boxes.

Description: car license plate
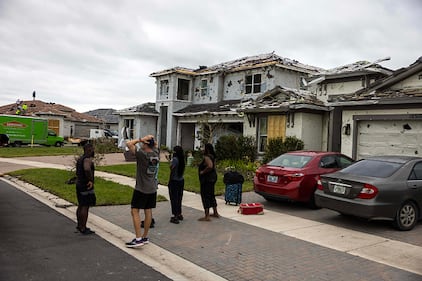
[[267, 175, 278, 183], [333, 184, 346, 194]]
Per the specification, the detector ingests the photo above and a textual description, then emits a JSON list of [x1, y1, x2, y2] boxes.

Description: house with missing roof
[[116, 53, 422, 160]]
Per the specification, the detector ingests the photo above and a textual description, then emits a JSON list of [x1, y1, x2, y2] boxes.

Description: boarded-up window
[[48, 119, 60, 135], [258, 115, 286, 152], [267, 115, 285, 140]]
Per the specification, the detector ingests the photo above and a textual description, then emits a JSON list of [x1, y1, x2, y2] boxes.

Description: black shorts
[[76, 190, 96, 207], [131, 190, 157, 209]]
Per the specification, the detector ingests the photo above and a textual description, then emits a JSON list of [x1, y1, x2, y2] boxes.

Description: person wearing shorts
[[125, 135, 159, 248]]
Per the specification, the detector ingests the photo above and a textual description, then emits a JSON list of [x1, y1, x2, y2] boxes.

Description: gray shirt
[[135, 147, 159, 194]]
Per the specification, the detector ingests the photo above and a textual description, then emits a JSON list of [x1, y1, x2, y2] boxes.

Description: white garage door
[[357, 120, 422, 159]]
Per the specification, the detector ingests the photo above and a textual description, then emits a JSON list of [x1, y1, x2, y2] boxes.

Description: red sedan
[[254, 151, 354, 208]]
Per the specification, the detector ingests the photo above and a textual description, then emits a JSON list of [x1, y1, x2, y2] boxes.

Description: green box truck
[[0, 115, 64, 147]]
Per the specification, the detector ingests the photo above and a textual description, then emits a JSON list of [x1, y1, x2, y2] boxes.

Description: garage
[[355, 116, 422, 159]]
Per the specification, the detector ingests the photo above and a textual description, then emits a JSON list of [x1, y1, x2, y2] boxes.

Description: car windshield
[[340, 159, 402, 178], [267, 154, 312, 168]]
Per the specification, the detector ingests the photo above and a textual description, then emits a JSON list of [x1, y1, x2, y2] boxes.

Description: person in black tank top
[[75, 143, 96, 235], [198, 143, 220, 221]]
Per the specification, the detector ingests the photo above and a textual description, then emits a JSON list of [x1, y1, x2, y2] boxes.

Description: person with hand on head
[[125, 135, 159, 248], [168, 145, 185, 224], [75, 142, 96, 235], [198, 143, 220, 221]]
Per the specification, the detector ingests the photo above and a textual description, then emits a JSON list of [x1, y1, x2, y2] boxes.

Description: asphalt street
[[0, 180, 171, 281]]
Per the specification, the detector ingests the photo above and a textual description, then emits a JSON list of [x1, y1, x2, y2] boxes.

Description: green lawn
[[8, 168, 167, 205], [97, 161, 254, 195], [3, 149, 254, 205], [0, 146, 82, 157]]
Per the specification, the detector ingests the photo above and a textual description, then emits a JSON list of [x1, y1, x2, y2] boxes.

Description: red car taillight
[[357, 183, 378, 199], [284, 173, 304, 181], [316, 175, 323, 190], [256, 170, 265, 182]]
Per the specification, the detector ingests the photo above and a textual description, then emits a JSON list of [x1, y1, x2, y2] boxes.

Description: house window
[[258, 117, 267, 152], [160, 80, 169, 98], [200, 79, 208, 96], [245, 74, 261, 94], [177, 78, 190, 100], [124, 119, 134, 139], [300, 76, 307, 90]]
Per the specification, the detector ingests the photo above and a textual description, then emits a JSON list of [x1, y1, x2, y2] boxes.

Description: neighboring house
[[306, 58, 393, 152], [114, 102, 159, 143], [84, 108, 119, 132], [0, 100, 103, 138], [327, 57, 422, 159], [149, 52, 322, 151]]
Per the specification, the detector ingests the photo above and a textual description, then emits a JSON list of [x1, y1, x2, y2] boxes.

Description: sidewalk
[[1, 155, 421, 281]]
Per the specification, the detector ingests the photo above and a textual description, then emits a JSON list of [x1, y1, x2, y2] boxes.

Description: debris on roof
[[0, 100, 102, 123], [115, 102, 158, 115], [150, 52, 324, 77], [328, 56, 422, 104]]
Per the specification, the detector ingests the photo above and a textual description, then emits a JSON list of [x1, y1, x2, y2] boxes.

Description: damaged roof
[[0, 100, 102, 123], [307, 57, 393, 85], [241, 86, 327, 113], [150, 52, 324, 77], [328, 56, 422, 105], [115, 102, 159, 116], [84, 108, 119, 124], [173, 100, 243, 117], [174, 86, 327, 117]]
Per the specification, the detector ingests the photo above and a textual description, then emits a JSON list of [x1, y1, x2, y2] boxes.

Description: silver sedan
[[315, 155, 422, 231]]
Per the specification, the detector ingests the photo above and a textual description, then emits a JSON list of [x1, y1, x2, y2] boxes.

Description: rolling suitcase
[[224, 183, 242, 205], [238, 203, 264, 215]]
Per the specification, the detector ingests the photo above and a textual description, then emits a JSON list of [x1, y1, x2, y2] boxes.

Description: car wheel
[[307, 191, 320, 209], [55, 142, 63, 147], [394, 201, 418, 231]]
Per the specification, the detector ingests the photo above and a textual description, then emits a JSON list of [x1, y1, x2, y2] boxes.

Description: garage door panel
[[357, 120, 422, 159]]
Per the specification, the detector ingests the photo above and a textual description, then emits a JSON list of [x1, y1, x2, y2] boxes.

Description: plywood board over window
[[267, 115, 286, 140], [48, 119, 60, 135]]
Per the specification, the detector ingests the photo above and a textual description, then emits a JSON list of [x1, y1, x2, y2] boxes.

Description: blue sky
[[0, 0, 421, 112]]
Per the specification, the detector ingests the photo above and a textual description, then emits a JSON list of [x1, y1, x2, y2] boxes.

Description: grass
[[97, 161, 254, 195], [8, 168, 167, 205], [0, 146, 82, 157], [3, 149, 254, 205]]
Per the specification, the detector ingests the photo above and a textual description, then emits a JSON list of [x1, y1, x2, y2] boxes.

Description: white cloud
[[0, 0, 421, 112]]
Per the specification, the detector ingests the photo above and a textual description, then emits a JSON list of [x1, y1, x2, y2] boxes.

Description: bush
[[215, 135, 256, 161], [216, 159, 260, 182], [263, 136, 304, 163]]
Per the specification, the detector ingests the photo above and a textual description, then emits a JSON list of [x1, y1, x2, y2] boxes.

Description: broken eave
[[328, 96, 422, 107], [241, 103, 328, 113], [173, 110, 239, 117], [118, 112, 159, 117]]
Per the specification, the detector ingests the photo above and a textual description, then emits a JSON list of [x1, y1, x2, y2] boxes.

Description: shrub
[[263, 136, 304, 163], [216, 159, 260, 182], [215, 135, 256, 161]]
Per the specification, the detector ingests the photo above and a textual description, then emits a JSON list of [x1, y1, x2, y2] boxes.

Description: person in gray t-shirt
[[125, 135, 159, 248]]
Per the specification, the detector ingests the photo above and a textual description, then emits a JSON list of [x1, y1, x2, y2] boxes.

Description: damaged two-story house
[[149, 53, 322, 152], [118, 52, 420, 160]]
